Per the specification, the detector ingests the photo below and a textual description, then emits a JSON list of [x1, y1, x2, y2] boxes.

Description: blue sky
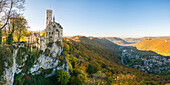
[[24, 0, 170, 38]]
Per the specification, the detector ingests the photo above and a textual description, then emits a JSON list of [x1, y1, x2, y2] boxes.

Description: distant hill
[[124, 38, 143, 43], [104, 37, 130, 45], [124, 36, 170, 43], [104, 37, 142, 46], [135, 38, 170, 56], [70, 35, 119, 52]]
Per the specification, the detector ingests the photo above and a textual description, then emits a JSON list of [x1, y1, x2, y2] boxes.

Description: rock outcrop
[[1, 43, 69, 85]]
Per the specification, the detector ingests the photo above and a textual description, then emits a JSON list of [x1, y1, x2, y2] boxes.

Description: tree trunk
[[18, 35, 21, 43], [17, 28, 22, 43], [11, 22, 15, 33], [6, 22, 15, 45]]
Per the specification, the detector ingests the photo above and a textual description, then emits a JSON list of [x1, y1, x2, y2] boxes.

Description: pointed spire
[[53, 16, 55, 22]]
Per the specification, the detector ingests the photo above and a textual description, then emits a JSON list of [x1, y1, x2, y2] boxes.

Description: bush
[[55, 41, 62, 47], [69, 69, 87, 85], [64, 43, 69, 51], [87, 64, 99, 74], [54, 69, 70, 85], [0, 46, 14, 79]]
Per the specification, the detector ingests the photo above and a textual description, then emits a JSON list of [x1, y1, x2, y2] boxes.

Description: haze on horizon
[[24, 0, 170, 38]]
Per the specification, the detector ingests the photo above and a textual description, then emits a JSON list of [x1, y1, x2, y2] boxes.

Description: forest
[[0, 36, 169, 85]]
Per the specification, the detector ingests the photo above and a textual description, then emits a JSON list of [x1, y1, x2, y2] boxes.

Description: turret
[[53, 16, 55, 22], [46, 10, 52, 27]]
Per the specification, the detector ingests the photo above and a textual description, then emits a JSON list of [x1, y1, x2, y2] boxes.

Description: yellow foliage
[[77, 74, 86, 83], [66, 58, 73, 73], [40, 31, 45, 37], [135, 38, 170, 56], [63, 37, 70, 42], [115, 74, 136, 80], [13, 35, 26, 42]]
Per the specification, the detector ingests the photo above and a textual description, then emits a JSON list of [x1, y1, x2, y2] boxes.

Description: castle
[[40, 10, 63, 51]]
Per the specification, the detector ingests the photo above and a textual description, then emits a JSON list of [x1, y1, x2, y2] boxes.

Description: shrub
[[69, 69, 87, 85], [86, 64, 99, 74], [55, 41, 62, 47], [64, 43, 69, 51], [54, 69, 70, 85], [0, 46, 14, 78]]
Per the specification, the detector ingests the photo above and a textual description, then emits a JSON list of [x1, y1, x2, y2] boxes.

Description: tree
[[0, 0, 25, 44], [13, 16, 28, 43], [54, 69, 70, 85], [64, 43, 70, 51], [6, 16, 28, 45], [6, 21, 15, 45], [40, 31, 45, 37], [69, 69, 87, 85], [86, 63, 100, 74]]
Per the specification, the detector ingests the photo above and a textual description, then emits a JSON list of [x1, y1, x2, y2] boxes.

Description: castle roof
[[47, 21, 63, 29]]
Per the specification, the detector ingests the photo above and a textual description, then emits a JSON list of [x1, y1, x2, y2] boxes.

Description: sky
[[24, 0, 170, 38]]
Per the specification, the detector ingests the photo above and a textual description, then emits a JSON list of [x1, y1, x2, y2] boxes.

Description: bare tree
[[0, 0, 25, 44], [0, 0, 25, 30]]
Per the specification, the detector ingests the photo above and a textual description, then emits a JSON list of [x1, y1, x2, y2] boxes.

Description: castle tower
[[46, 10, 52, 27]]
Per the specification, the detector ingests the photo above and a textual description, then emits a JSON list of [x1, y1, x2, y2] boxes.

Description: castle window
[[49, 32, 50, 34], [56, 29, 59, 31], [53, 25, 56, 28], [52, 32, 53, 34]]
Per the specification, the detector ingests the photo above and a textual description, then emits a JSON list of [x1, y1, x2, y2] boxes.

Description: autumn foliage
[[63, 36, 169, 85], [135, 38, 170, 56]]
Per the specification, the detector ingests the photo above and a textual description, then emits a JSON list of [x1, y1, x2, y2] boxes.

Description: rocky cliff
[[0, 42, 69, 85]]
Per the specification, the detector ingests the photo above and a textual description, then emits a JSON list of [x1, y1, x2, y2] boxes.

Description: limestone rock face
[[3, 49, 17, 85], [16, 54, 29, 74], [29, 55, 59, 75], [50, 43, 63, 57], [29, 43, 69, 78], [2, 43, 69, 85], [29, 43, 64, 75]]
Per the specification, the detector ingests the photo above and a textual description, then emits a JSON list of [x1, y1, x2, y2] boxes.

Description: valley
[[72, 36, 170, 76], [64, 36, 169, 84], [106, 36, 170, 75]]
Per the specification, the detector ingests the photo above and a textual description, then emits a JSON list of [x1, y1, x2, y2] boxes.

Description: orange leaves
[[135, 38, 170, 56]]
